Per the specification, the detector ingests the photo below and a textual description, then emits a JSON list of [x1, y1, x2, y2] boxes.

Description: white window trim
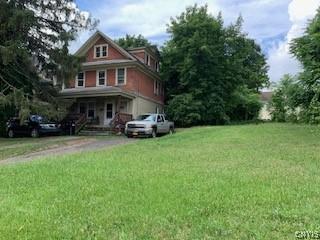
[[76, 72, 85, 88], [87, 102, 96, 119], [96, 69, 107, 87], [116, 67, 127, 86], [145, 54, 151, 66], [78, 102, 96, 118], [94, 44, 108, 59]]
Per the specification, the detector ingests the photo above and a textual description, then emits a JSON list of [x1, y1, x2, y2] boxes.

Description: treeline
[[270, 8, 320, 124], [161, 5, 269, 126], [0, 0, 96, 134]]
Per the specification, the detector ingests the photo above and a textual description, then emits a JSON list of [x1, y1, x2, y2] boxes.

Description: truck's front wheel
[[151, 128, 157, 138]]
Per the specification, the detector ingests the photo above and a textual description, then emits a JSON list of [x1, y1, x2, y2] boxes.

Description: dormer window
[[94, 44, 108, 58]]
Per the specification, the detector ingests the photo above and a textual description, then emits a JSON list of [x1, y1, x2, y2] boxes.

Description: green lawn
[[0, 136, 85, 160], [0, 123, 320, 239], [0, 135, 116, 160]]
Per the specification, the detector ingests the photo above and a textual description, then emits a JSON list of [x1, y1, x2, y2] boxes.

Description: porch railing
[[110, 112, 133, 133]]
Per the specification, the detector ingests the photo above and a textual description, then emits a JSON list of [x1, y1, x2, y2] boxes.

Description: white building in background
[[259, 92, 273, 120]]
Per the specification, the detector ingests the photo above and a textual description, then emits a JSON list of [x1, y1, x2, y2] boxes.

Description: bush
[[165, 94, 202, 127]]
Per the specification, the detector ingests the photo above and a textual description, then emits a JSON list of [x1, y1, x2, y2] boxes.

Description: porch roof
[[59, 86, 136, 99]]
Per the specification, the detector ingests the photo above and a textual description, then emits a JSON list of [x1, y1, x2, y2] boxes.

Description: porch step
[[78, 130, 114, 136], [84, 126, 112, 131]]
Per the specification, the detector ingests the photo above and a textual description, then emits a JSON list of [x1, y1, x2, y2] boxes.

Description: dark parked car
[[6, 115, 61, 138]]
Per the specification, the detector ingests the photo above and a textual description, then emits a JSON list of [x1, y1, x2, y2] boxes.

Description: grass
[[0, 136, 85, 160], [0, 135, 115, 160], [0, 123, 320, 239]]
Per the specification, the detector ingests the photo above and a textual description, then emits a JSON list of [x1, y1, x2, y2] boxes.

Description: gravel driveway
[[1, 137, 136, 165]]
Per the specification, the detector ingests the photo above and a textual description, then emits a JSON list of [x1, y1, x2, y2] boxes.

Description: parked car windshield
[[136, 114, 156, 121]]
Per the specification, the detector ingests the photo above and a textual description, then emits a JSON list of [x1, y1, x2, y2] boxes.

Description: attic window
[[95, 44, 108, 58]]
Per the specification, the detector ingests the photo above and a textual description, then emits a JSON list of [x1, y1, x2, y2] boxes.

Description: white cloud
[[70, 0, 290, 51], [267, 0, 320, 82], [97, 0, 220, 38], [70, 0, 221, 52], [70, 0, 320, 83]]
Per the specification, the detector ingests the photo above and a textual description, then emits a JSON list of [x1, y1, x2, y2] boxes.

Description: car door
[[161, 115, 169, 133], [156, 114, 165, 133], [20, 119, 31, 135]]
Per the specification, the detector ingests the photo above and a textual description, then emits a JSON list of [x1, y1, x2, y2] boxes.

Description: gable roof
[[74, 30, 136, 61], [127, 46, 160, 59], [74, 30, 161, 80]]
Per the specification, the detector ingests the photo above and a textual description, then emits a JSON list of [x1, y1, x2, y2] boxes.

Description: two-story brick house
[[60, 31, 164, 127]]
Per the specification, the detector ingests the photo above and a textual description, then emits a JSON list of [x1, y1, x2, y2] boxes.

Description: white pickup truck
[[125, 113, 174, 138]]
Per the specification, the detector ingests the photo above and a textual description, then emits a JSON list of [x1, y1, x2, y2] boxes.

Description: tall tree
[[115, 34, 152, 49], [0, 0, 97, 133], [290, 7, 320, 123], [162, 5, 268, 126]]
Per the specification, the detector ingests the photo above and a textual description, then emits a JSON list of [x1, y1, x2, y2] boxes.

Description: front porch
[[69, 96, 133, 128]]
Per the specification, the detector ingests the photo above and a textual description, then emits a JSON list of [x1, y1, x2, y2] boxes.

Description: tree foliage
[[115, 34, 152, 49], [161, 5, 269, 126], [0, 0, 96, 134], [272, 8, 320, 124], [270, 74, 303, 122]]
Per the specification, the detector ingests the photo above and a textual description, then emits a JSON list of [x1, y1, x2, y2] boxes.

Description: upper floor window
[[146, 54, 150, 66], [116, 68, 126, 85], [154, 80, 158, 95], [94, 44, 108, 58], [76, 72, 85, 87], [155, 61, 159, 72], [96, 70, 106, 86]]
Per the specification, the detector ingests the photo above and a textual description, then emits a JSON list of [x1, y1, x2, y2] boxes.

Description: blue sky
[[72, 0, 320, 83]]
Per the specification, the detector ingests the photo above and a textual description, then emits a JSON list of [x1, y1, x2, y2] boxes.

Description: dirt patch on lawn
[[0, 137, 135, 165]]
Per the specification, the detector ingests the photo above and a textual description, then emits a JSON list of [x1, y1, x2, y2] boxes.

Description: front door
[[104, 101, 114, 126]]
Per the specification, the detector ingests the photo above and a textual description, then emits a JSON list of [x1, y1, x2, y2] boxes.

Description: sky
[[72, 0, 320, 83]]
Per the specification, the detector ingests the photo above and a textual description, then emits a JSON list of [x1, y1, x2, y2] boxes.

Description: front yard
[[0, 123, 320, 239], [0, 136, 93, 160]]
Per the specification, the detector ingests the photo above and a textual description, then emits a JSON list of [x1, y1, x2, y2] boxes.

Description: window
[[157, 114, 163, 122], [146, 54, 150, 66], [106, 103, 113, 119], [95, 46, 100, 58], [154, 81, 160, 95], [154, 80, 158, 95], [116, 68, 126, 85], [87, 102, 95, 118], [155, 61, 159, 72], [79, 102, 95, 118], [76, 72, 85, 87], [96, 70, 106, 86], [94, 44, 108, 58], [157, 82, 161, 95]]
